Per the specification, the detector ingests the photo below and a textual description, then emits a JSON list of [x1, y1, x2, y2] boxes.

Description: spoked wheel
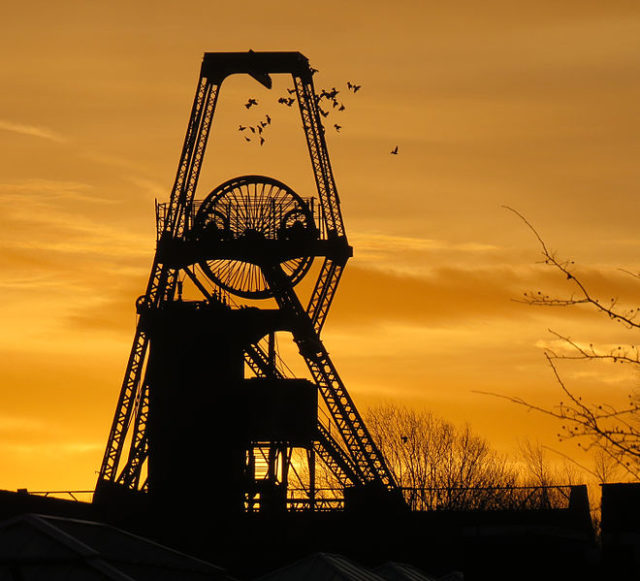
[[193, 175, 317, 299]]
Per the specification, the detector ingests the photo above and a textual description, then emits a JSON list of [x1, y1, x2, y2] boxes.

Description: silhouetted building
[[0, 513, 236, 580], [94, 51, 400, 519], [601, 482, 640, 577]]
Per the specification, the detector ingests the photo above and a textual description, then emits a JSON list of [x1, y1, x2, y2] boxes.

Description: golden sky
[[1, 0, 639, 491]]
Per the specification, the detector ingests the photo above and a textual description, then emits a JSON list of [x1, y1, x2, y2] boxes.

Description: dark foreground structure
[[0, 512, 235, 580], [0, 485, 600, 580], [0, 51, 632, 579]]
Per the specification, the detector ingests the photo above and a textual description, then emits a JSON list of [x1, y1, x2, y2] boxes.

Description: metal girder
[[304, 351, 395, 487], [243, 340, 364, 486], [116, 381, 150, 489], [293, 75, 345, 239], [315, 423, 363, 486], [97, 67, 221, 488], [307, 258, 344, 334], [244, 343, 274, 379], [262, 263, 396, 489]]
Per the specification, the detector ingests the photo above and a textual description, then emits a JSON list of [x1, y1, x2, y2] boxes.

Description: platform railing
[[155, 197, 325, 242], [21, 484, 580, 513], [18, 489, 94, 502], [401, 485, 575, 512]]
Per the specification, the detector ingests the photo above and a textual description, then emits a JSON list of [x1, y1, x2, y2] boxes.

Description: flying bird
[[318, 107, 329, 118], [390, 146, 399, 155], [334, 124, 342, 132], [259, 136, 265, 146], [265, 114, 271, 125], [245, 98, 258, 109], [287, 88, 296, 95], [244, 136, 251, 142], [239, 125, 247, 131], [347, 82, 361, 93]]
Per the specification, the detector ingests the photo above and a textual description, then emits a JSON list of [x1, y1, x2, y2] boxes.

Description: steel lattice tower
[[93, 51, 402, 515]]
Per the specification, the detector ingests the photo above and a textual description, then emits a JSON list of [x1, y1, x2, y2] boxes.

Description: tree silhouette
[[494, 208, 640, 480], [363, 404, 571, 510]]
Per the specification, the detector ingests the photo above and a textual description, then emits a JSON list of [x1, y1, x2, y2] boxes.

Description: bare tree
[[519, 440, 557, 487], [494, 208, 640, 480], [593, 448, 623, 485], [364, 403, 528, 509]]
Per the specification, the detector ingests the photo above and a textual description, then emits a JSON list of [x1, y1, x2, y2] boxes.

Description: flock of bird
[[238, 112, 271, 146], [239, 80, 398, 155]]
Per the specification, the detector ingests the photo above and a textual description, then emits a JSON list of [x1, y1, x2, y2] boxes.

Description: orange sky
[[1, 0, 639, 491]]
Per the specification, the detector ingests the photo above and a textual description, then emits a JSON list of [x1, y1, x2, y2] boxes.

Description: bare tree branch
[[493, 208, 640, 480], [544, 329, 640, 367], [504, 206, 640, 330]]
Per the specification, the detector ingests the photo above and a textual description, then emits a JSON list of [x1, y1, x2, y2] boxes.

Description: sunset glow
[[1, 1, 639, 491]]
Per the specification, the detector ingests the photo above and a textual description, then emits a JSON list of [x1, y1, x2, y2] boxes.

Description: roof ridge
[[2, 513, 99, 558], [38, 513, 228, 571]]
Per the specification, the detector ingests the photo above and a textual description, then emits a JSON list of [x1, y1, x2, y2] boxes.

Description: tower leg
[[308, 448, 316, 512]]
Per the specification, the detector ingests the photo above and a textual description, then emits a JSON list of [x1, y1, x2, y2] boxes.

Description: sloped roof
[[0, 513, 235, 580], [374, 561, 437, 581], [256, 552, 387, 581]]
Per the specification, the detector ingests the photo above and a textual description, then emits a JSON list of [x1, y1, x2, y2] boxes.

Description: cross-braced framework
[[94, 52, 400, 513]]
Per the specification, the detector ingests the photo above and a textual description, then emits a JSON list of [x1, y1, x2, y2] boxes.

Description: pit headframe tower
[[93, 51, 401, 515]]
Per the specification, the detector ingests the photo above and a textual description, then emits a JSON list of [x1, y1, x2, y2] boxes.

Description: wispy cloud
[[126, 175, 166, 198], [352, 232, 499, 253], [0, 179, 115, 204], [0, 179, 147, 259], [0, 120, 67, 143], [349, 231, 502, 277], [330, 264, 532, 328], [0, 274, 70, 291], [0, 414, 46, 433], [566, 369, 633, 386], [3, 441, 103, 456], [81, 151, 151, 173], [3, 209, 150, 258]]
